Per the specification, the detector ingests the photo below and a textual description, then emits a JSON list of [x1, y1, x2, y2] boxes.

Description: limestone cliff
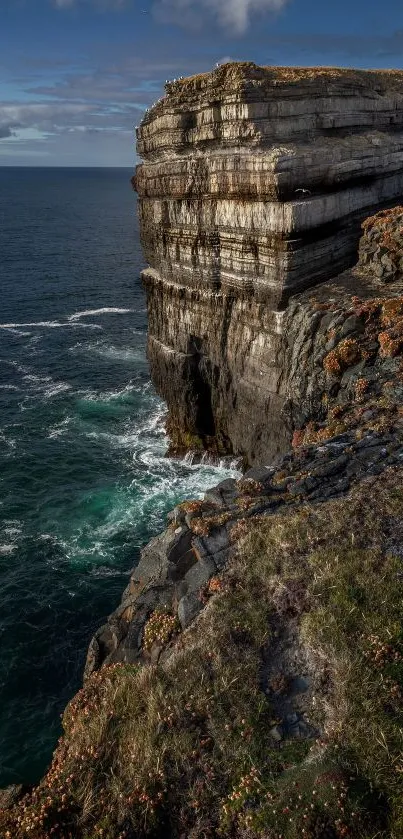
[[85, 250, 403, 675], [5, 232, 403, 837], [2, 67, 403, 839], [134, 62, 403, 464]]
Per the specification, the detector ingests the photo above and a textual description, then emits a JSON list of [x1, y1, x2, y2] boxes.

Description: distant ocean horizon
[[0, 166, 238, 786]]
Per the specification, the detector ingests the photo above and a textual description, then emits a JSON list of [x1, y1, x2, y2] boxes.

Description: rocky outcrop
[[85, 260, 403, 677], [4, 68, 403, 839], [359, 205, 403, 282], [86, 59, 403, 715], [134, 63, 403, 464]]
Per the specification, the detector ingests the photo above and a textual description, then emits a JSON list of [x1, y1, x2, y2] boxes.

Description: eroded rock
[[134, 62, 403, 465]]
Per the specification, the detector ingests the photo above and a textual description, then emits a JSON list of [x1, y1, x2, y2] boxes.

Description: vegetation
[[168, 63, 403, 97], [293, 293, 403, 449], [1, 467, 402, 838], [142, 608, 180, 655]]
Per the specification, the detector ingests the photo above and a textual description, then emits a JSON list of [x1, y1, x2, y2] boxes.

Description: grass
[[1, 467, 402, 838], [166, 63, 403, 97]]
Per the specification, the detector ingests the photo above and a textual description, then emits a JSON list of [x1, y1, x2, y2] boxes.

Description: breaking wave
[[68, 307, 133, 321], [0, 166, 240, 791], [0, 321, 101, 330]]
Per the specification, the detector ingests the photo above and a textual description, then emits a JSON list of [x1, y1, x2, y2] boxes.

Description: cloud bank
[[154, 0, 289, 34], [51, 0, 288, 32]]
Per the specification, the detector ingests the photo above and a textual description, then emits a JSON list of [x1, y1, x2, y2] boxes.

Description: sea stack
[[133, 63, 403, 464]]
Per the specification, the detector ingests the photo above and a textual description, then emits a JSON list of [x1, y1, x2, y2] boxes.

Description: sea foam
[[0, 321, 102, 331], [68, 308, 133, 321]]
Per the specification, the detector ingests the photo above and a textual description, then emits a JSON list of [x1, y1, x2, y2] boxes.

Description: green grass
[[1, 469, 402, 838]]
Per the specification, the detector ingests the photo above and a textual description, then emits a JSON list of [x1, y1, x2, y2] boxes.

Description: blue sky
[[1, 0, 403, 166]]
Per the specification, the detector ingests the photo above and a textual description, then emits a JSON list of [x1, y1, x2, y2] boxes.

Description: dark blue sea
[[0, 167, 238, 787]]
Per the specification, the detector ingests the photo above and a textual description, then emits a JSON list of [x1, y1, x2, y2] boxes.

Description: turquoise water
[[0, 167, 238, 786]]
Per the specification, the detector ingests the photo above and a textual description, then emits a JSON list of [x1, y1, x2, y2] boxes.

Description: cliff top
[[165, 60, 403, 98]]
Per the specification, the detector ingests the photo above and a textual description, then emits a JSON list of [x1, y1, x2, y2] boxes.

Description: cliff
[[2, 66, 403, 839], [3, 214, 402, 839], [84, 230, 403, 678], [134, 62, 403, 464]]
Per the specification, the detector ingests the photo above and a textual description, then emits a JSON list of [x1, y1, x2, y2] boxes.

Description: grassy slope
[[3, 213, 403, 838], [1, 467, 402, 839]]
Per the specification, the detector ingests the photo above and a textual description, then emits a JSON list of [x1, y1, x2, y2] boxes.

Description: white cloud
[[50, 0, 287, 32], [0, 101, 127, 141], [154, 0, 289, 34]]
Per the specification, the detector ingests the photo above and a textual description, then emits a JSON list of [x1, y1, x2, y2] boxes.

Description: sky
[[1, 0, 403, 166]]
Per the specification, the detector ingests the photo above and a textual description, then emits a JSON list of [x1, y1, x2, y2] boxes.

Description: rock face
[[359, 205, 403, 282], [85, 264, 403, 677], [134, 63, 403, 464]]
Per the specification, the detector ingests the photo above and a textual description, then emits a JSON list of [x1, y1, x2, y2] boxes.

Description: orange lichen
[[323, 350, 342, 376], [291, 429, 306, 449], [337, 338, 361, 366], [354, 378, 369, 402], [378, 331, 403, 358]]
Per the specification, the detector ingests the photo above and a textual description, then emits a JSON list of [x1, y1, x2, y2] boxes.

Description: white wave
[[145, 405, 166, 432], [68, 307, 133, 321], [220, 457, 242, 470], [124, 457, 241, 532], [3, 525, 22, 538], [94, 345, 145, 363], [0, 327, 32, 337], [199, 451, 242, 471], [42, 449, 240, 569], [44, 382, 71, 398], [70, 341, 145, 363], [22, 374, 71, 399], [176, 450, 242, 472], [183, 451, 197, 466], [0, 385, 20, 391], [0, 521, 23, 556], [3, 360, 31, 374], [79, 383, 141, 404], [47, 417, 72, 439], [23, 374, 52, 384], [132, 448, 168, 470], [0, 431, 16, 450], [0, 544, 16, 555], [0, 321, 68, 329], [84, 402, 166, 452], [86, 428, 141, 449], [0, 321, 102, 331]]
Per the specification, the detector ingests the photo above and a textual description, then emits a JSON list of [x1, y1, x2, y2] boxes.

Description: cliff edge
[[2, 206, 403, 839], [134, 62, 403, 464], [1, 66, 403, 839]]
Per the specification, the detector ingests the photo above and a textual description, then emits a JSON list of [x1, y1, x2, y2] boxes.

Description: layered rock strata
[[85, 264, 403, 678], [134, 63, 403, 463]]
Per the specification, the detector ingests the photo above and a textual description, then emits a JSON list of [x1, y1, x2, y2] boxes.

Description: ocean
[[0, 167, 238, 787]]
